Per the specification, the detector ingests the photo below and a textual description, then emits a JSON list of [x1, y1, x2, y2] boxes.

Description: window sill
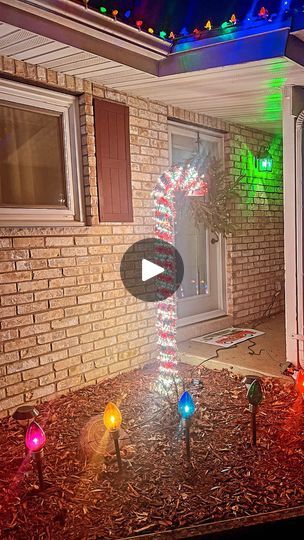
[[0, 219, 85, 227]]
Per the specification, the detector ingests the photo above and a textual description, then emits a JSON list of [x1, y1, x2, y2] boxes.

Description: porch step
[[181, 351, 292, 381], [177, 315, 233, 342]]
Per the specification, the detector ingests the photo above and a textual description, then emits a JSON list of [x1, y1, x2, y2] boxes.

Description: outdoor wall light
[[103, 402, 123, 472], [12, 405, 39, 432], [255, 153, 273, 172], [25, 421, 46, 490], [178, 391, 195, 461]]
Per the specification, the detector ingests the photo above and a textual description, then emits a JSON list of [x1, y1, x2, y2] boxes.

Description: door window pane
[[173, 130, 215, 300], [176, 212, 209, 299], [0, 103, 67, 207]]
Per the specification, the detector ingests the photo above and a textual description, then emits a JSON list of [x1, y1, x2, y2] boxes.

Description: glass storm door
[[169, 123, 226, 326]]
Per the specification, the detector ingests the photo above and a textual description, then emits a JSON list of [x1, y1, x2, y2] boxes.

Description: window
[[0, 80, 83, 224], [94, 98, 133, 222]]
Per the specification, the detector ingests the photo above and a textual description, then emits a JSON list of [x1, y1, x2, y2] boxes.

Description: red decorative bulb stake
[[25, 421, 46, 490], [136, 20, 143, 31], [296, 369, 304, 398]]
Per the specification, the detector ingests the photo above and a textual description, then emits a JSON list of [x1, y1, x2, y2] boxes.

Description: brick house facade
[[0, 55, 284, 416]]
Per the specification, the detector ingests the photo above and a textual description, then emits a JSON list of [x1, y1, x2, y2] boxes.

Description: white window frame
[[0, 79, 84, 225]]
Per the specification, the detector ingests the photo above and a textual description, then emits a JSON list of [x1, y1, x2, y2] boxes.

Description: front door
[[169, 122, 226, 326]]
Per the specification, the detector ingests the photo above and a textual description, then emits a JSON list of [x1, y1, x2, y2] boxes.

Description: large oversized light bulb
[[103, 402, 122, 432], [178, 391, 195, 420], [296, 369, 304, 395], [25, 421, 46, 452]]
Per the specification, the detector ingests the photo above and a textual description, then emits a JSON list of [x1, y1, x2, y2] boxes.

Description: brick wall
[[0, 56, 284, 416]]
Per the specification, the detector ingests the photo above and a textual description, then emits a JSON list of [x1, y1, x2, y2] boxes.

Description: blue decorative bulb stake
[[178, 391, 195, 419], [178, 391, 195, 460]]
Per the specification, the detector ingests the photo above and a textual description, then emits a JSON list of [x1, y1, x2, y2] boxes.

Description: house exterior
[[2, 0, 303, 417]]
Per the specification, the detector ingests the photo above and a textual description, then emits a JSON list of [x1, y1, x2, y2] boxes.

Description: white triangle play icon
[[142, 259, 164, 282]]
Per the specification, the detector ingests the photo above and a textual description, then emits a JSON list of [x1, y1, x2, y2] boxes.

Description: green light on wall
[[256, 157, 273, 172]]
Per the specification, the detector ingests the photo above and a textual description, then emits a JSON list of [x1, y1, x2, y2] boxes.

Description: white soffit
[[1, 20, 304, 132], [0, 21, 156, 84]]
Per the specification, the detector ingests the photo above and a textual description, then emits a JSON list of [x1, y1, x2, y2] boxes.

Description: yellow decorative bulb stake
[[204, 20, 212, 31], [103, 402, 122, 432]]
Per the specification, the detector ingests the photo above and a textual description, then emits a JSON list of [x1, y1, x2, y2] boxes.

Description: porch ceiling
[[1, 1, 304, 134], [114, 58, 304, 134]]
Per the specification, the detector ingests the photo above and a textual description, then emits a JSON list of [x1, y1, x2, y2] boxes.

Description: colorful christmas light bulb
[[169, 31, 175, 39], [204, 20, 212, 31], [230, 14, 237, 25], [99, 6, 107, 14], [103, 402, 122, 431], [112, 9, 118, 20], [124, 10, 131, 18], [178, 391, 195, 419], [25, 421, 46, 453], [258, 7, 269, 18], [148, 27, 154, 34], [136, 20, 143, 30], [247, 379, 263, 406], [159, 30, 167, 39]]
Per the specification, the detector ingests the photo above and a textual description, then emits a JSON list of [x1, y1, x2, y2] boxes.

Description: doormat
[[192, 327, 264, 348]]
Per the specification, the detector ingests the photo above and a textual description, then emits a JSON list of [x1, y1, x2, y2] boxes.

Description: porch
[[180, 313, 290, 381]]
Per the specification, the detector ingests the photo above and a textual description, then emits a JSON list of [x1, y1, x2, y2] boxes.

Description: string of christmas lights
[[153, 164, 208, 390], [79, 2, 298, 42]]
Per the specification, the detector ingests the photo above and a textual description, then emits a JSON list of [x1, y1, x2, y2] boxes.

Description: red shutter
[[94, 99, 133, 222]]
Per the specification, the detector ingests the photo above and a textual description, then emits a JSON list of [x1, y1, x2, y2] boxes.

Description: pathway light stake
[[246, 378, 263, 446], [13, 405, 39, 455], [178, 391, 195, 460], [103, 402, 123, 472], [12, 405, 39, 432], [25, 421, 46, 490]]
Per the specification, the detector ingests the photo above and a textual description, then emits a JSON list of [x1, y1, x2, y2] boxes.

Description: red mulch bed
[[0, 364, 303, 540]]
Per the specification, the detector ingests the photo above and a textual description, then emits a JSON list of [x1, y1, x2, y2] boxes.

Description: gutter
[[0, 0, 171, 75], [159, 25, 294, 77]]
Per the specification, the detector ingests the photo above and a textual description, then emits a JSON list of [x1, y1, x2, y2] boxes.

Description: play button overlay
[[120, 238, 184, 302], [142, 259, 164, 282]]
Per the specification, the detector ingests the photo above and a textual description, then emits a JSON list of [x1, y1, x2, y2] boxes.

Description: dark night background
[[89, 1, 303, 34]]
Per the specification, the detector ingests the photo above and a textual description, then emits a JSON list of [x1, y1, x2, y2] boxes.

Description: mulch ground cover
[[0, 363, 303, 540]]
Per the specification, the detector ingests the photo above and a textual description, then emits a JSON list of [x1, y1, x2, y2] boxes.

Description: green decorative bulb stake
[[247, 379, 263, 446]]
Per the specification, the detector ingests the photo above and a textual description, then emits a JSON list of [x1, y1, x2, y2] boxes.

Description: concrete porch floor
[[180, 313, 291, 380]]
